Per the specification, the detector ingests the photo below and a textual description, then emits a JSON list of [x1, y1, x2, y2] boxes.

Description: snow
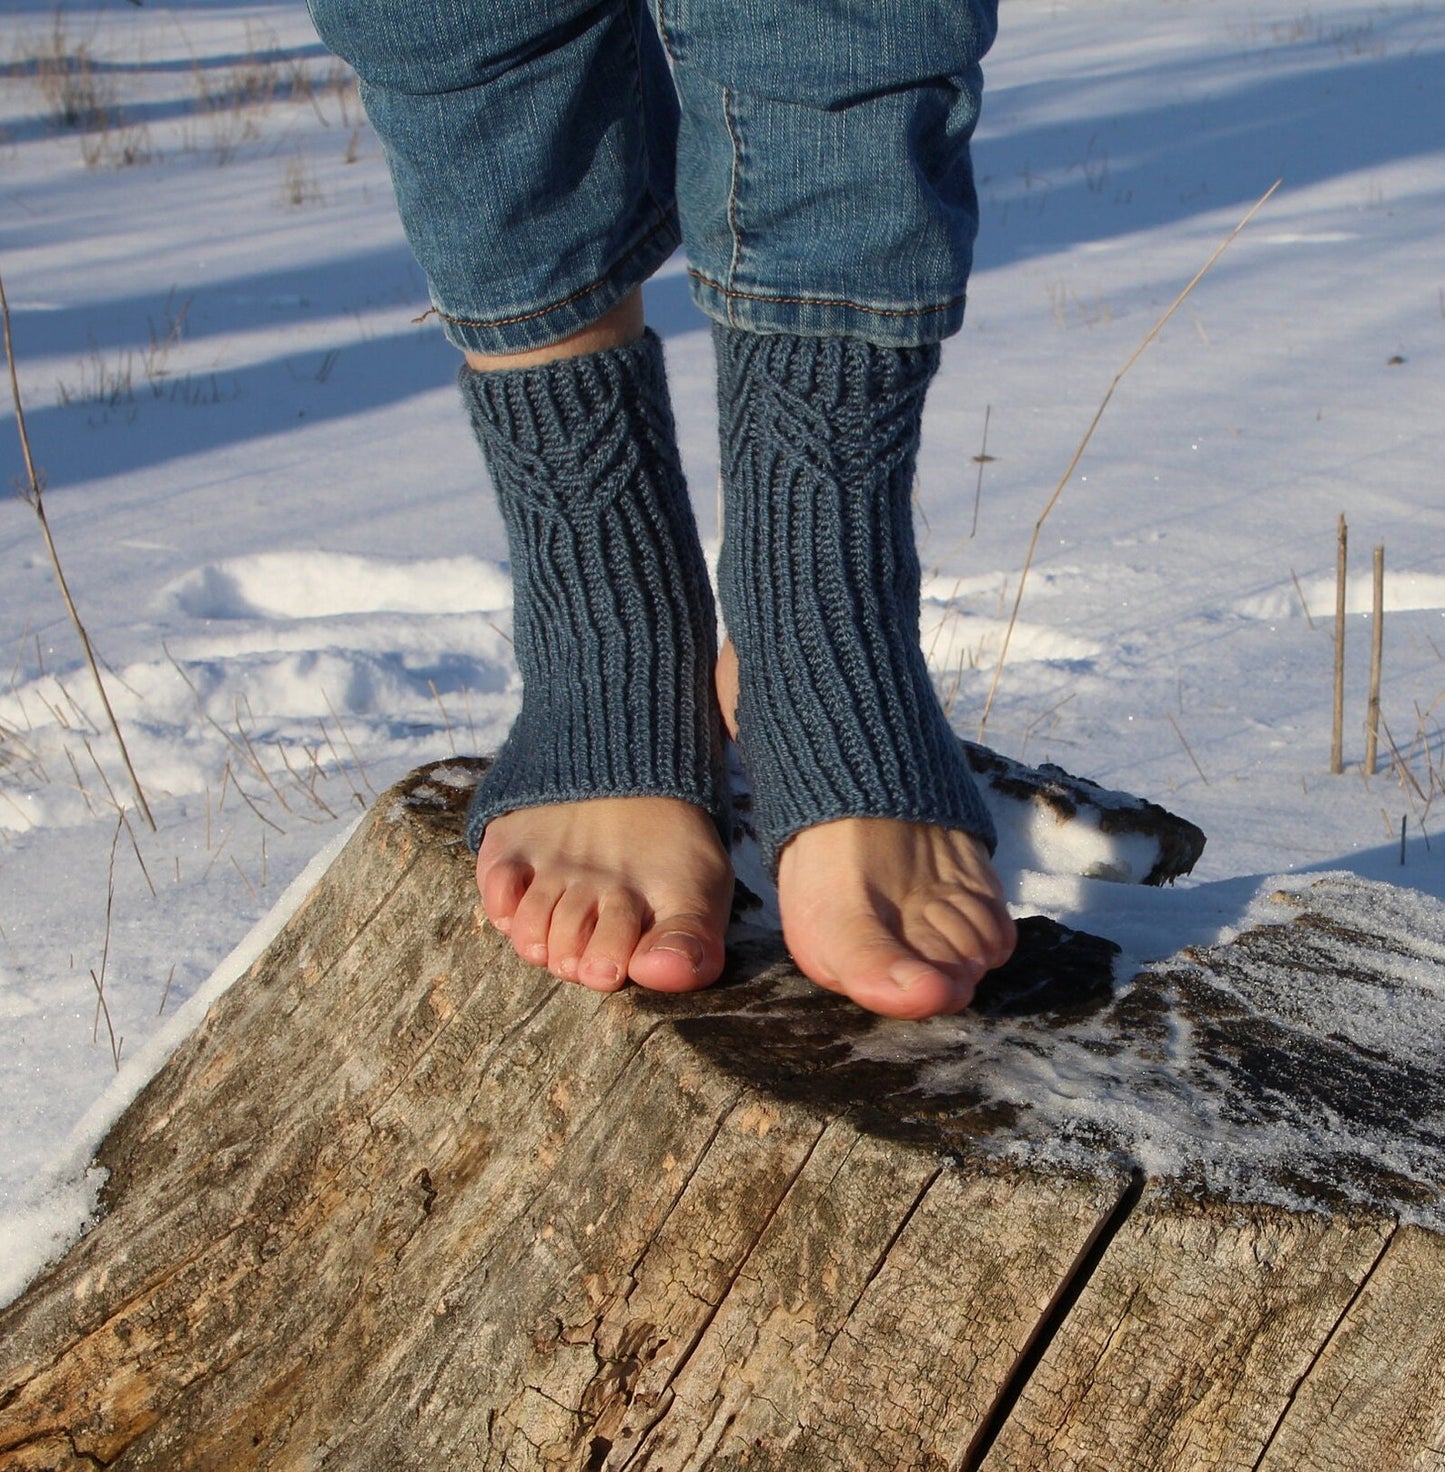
[[2, 0, 1443, 1302]]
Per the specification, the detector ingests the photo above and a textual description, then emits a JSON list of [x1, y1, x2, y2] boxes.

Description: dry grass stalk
[[1365, 544, 1384, 774], [976, 179, 1282, 740], [1381, 716, 1428, 806], [229, 853, 259, 902], [321, 692, 376, 797], [90, 815, 125, 1071], [1166, 711, 1211, 786], [430, 680, 458, 757], [970, 404, 992, 540], [316, 718, 366, 807], [1289, 568, 1315, 629], [1332, 514, 1347, 773], [157, 964, 177, 1018], [1, 267, 156, 829]]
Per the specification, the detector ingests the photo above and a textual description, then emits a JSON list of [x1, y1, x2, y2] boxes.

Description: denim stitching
[[651, 0, 679, 63], [688, 268, 967, 320], [438, 214, 680, 330], [721, 86, 745, 327]]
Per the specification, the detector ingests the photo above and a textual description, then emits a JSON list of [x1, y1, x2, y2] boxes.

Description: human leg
[[308, 0, 732, 989], [460, 326, 731, 991], [662, 0, 1016, 1015], [713, 330, 1012, 1016], [307, 0, 681, 355]]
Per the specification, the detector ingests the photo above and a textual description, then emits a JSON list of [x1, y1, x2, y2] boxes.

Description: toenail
[[524, 943, 547, 965], [888, 958, 941, 990], [654, 932, 705, 970], [888, 957, 978, 999], [582, 959, 620, 985]]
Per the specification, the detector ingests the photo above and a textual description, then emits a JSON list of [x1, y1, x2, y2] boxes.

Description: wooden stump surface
[[1, 758, 1442, 1472]]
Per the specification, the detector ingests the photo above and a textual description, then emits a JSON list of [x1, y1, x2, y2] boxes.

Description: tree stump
[[2, 759, 1442, 1472]]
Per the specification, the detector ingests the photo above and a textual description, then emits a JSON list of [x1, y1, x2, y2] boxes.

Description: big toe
[[790, 919, 981, 1020], [629, 913, 726, 993]]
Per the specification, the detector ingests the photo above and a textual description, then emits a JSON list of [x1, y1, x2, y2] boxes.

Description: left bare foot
[[476, 795, 733, 994]]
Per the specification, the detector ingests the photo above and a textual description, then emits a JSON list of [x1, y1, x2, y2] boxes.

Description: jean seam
[[721, 85, 745, 327], [688, 268, 967, 320], [651, 0, 678, 65], [437, 213, 679, 330]]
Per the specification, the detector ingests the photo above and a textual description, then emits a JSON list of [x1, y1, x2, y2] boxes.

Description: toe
[[546, 887, 601, 982], [509, 877, 564, 970], [630, 910, 726, 993], [921, 893, 1018, 974], [477, 854, 531, 937], [788, 919, 979, 1020], [577, 896, 644, 993]]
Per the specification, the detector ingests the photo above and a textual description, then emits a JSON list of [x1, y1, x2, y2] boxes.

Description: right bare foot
[[718, 637, 1014, 1018], [475, 796, 733, 994], [776, 816, 1015, 1020]]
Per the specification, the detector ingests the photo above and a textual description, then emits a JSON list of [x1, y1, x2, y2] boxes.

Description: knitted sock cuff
[[713, 325, 996, 870], [460, 329, 724, 851]]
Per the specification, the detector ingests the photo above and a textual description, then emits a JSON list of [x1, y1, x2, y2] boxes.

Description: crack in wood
[[611, 1120, 832, 1469], [1248, 1221, 1399, 1471], [955, 1167, 1147, 1472], [829, 1163, 946, 1344]]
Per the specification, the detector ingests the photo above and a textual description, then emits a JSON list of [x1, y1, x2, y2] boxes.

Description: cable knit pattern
[[714, 325, 996, 870], [460, 330, 725, 851]]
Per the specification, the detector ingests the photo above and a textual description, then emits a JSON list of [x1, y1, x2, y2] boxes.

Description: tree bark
[[1, 759, 1441, 1471]]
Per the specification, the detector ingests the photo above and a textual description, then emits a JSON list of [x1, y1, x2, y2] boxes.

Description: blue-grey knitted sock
[[713, 326, 995, 871], [460, 329, 725, 851]]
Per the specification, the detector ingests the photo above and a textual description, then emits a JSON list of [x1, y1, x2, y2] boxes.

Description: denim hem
[[687, 269, 967, 347], [435, 211, 683, 356]]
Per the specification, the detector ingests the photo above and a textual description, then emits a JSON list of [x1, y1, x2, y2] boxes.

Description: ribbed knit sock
[[713, 326, 996, 871], [460, 329, 725, 852]]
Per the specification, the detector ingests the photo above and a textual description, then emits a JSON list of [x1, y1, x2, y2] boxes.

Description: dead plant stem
[[977, 179, 1282, 739], [1365, 543, 1384, 774], [1, 266, 156, 829]]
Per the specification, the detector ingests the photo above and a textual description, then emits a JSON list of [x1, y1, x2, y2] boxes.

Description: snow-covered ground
[[2, 0, 1442, 1303]]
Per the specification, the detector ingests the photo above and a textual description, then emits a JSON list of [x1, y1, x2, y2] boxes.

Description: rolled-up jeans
[[307, 0, 997, 354]]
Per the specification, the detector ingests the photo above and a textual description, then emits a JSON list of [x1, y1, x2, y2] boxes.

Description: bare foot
[[476, 796, 733, 994], [719, 636, 1012, 1017], [776, 818, 1016, 1020]]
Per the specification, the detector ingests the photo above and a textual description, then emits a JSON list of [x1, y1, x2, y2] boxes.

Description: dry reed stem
[[429, 679, 458, 756], [977, 179, 1282, 739], [321, 691, 376, 797], [157, 964, 176, 1018], [1019, 692, 1076, 761], [1289, 568, 1316, 630], [229, 852, 258, 902], [276, 740, 339, 818], [120, 808, 157, 899], [1, 266, 156, 829], [1166, 711, 1211, 786], [1332, 514, 1347, 773], [90, 814, 125, 1071], [1365, 543, 1384, 774], [234, 694, 295, 812], [230, 769, 286, 836], [1379, 715, 1428, 808], [316, 718, 365, 806], [65, 747, 100, 816], [970, 404, 992, 541]]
